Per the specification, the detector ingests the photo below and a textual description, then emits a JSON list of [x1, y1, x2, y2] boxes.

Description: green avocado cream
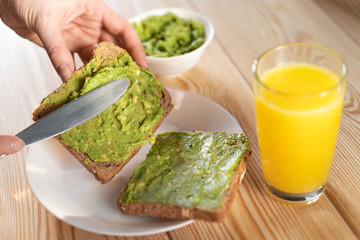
[[120, 132, 249, 211], [133, 12, 205, 57], [55, 53, 164, 163]]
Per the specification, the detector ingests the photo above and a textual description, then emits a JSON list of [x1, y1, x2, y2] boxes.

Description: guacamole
[[133, 12, 205, 57], [50, 53, 164, 163], [120, 132, 249, 210]]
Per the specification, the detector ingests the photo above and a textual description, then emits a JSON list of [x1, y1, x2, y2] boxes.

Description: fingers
[[78, 44, 97, 64], [101, 6, 148, 69], [118, 23, 148, 69], [77, 31, 121, 64], [0, 136, 24, 156], [36, 26, 75, 81]]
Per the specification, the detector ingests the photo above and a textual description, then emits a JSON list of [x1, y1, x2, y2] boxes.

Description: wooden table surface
[[1, 0, 360, 239]]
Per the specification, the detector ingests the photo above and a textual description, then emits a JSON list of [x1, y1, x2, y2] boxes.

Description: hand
[[0, 136, 24, 158], [0, 0, 147, 81]]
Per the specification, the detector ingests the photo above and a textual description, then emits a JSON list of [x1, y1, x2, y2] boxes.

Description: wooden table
[[1, 0, 359, 239]]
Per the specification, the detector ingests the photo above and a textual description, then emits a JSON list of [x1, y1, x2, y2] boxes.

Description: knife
[[1, 79, 129, 158]]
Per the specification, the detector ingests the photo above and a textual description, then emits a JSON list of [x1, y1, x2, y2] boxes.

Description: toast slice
[[32, 42, 173, 183], [118, 131, 251, 221]]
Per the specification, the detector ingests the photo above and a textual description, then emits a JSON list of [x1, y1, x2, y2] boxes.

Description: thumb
[[37, 26, 74, 81], [0, 136, 24, 156]]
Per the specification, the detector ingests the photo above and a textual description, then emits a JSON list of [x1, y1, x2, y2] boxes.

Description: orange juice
[[255, 63, 344, 194]]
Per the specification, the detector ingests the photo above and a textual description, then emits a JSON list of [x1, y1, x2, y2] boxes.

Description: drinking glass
[[253, 43, 347, 204]]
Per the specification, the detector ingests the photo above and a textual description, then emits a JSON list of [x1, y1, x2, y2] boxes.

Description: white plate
[[26, 88, 243, 236]]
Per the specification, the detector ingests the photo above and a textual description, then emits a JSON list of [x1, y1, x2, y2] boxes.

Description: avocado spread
[[47, 52, 164, 163], [120, 132, 249, 211], [133, 12, 205, 57]]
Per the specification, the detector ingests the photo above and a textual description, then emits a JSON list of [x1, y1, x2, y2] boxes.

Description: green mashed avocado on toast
[[119, 131, 250, 211], [39, 45, 164, 163]]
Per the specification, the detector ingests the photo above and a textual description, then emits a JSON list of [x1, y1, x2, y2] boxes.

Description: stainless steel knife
[[17, 78, 129, 147]]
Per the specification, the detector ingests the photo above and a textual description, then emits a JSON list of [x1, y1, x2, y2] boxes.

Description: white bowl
[[129, 8, 214, 78]]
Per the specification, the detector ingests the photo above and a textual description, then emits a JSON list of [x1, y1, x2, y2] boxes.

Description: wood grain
[[1, 0, 360, 239]]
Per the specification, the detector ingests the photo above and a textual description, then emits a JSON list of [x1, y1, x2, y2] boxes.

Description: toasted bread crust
[[32, 42, 173, 183], [118, 140, 251, 221]]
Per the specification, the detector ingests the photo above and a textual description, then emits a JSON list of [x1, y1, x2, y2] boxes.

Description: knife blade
[[16, 78, 129, 147]]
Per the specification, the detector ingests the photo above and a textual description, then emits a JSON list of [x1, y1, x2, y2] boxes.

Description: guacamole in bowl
[[133, 12, 205, 58], [129, 8, 214, 78]]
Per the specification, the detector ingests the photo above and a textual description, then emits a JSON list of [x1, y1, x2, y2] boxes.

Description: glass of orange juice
[[253, 43, 347, 204]]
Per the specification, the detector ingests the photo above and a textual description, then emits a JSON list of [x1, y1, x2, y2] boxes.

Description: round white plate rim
[[26, 88, 243, 236]]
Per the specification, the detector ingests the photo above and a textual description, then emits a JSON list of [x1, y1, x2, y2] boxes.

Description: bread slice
[[32, 42, 173, 183], [118, 131, 251, 221]]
